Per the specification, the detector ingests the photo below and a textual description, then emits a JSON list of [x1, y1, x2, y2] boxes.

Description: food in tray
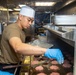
[[66, 72, 73, 75], [49, 58, 54, 61], [64, 59, 69, 64], [51, 60, 58, 65], [49, 65, 60, 71], [62, 63, 72, 68], [37, 72, 46, 75], [50, 72, 60, 75], [31, 60, 39, 65], [35, 66, 44, 72]]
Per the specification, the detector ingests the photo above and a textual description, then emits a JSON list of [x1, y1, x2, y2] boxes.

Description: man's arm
[[9, 36, 64, 64], [9, 37, 46, 55]]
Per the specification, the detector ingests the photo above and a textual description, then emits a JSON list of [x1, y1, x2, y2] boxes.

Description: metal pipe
[[73, 29, 76, 75], [6, 0, 9, 23]]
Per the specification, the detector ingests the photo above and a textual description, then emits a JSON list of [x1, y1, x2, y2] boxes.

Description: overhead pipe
[[6, 0, 10, 24]]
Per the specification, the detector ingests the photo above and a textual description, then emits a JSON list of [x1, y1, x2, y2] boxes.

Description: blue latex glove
[[0, 71, 14, 75], [44, 49, 64, 64]]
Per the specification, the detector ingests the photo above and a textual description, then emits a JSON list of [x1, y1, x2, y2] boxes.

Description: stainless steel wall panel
[[54, 15, 76, 25]]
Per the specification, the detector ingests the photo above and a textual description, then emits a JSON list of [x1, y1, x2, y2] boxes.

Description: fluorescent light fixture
[[8, 9, 13, 11], [19, 4, 26, 7], [14, 8, 20, 11], [45, 11, 50, 13], [65, 1, 73, 5], [35, 2, 56, 6], [0, 8, 13, 11]]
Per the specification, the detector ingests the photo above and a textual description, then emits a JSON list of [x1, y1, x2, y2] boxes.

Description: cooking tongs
[[3, 64, 30, 69]]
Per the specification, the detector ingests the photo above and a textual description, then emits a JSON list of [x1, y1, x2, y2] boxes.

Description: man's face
[[20, 15, 34, 29]]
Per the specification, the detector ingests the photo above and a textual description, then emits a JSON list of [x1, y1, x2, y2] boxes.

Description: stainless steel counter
[[43, 24, 76, 47], [43, 25, 75, 42]]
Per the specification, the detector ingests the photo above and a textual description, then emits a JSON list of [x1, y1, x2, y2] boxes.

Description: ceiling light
[[8, 9, 13, 11], [35, 2, 56, 6], [65, 1, 73, 5], [0, 9, 12, 11], [14, 8, 20, 11], [19, 4, 26, 7], [0, 7, 13, 11], [45, 11, 50, 13]]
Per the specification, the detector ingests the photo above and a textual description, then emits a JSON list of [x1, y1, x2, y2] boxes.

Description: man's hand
[[44, 49, 64, 64]]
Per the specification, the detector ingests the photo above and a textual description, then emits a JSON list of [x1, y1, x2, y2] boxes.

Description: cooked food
[[31, 60, 39, 65], [62, 63, 71, 68], [64, 59, 69, 64], [50, 65, 59, 71], [35, 66, 44, 72], [37, 72, 46, 75], [50, 72, 60, 75], [51, 60, 58, 65], [66, 72, 73, 75]]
